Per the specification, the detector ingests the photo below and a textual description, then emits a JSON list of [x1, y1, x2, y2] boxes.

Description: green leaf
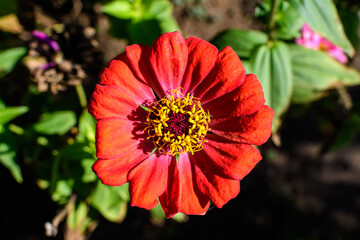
[[81, 159, 97, 183], [67, 201, 93, 233], [77, 110, 96, 142], [142, 0, 173, 20], [158, 16, 181, 33], [274, 1, 304, 40], [33, 111, 77, 135], [255, 0, 304, 40], [211, 29, 268, 58], [0, 47, 27, 78], [289, 44, 360, 103], [51, 179, 74, 204], [126, 19, 162, 45], [103, 0, 180, 44], [288, 0, 354, 56], [0, 106, 28, 125], [0, 127, 22, 183], [102, 0, 135, 20], [90, 181, 129, 223], [251, 41, 293, 132]]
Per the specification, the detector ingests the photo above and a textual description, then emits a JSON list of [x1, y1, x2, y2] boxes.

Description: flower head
[[88, 31, 274, 217], [296, 24, 348, 63]]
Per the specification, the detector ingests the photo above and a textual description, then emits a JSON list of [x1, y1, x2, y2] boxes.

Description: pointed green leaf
[[251, 41, 293, 132], [211, 29, 268, 58], [33, 111, 76, 135], [0, 47, 27, 78], [0, 127, 22, 183], [289, 44, 360, 103], [90, 181, 129, 223], [102, 0, 135, 19], [77, 110, 96, 142], [0, 106, 28, 125], [288, 0, 354, 56]]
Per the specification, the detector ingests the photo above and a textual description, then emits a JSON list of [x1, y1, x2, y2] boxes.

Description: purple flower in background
[[32, 30, 61, 53], [296, 24, 348, 63]]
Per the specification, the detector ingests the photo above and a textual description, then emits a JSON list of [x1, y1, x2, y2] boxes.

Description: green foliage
[[288, 0, 354, 56], [0, 127, 23, 183], [0, 47, 27, 78], [256, 0, 304, 39], [90, 181, 129, 223], [103, 0, 180, 45], [211, 29, 268, 58], [33, 111, 77, 135], [0, 103, 28, 183], [289, 44, 360, 103], [0, 106, 28, 125], [250, 41, 293, 132]]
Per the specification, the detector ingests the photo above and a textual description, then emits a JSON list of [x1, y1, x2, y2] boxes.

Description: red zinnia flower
[[88, 31, 274, 217]]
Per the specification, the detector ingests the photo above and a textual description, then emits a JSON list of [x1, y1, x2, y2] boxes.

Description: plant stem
[[75, 84, 87, 109], [269, 0, 280, 40], [49, 151, 61, 195]]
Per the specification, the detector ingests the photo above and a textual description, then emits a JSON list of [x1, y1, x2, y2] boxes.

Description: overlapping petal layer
[[98, 52, 155, 104], [203, 74, 265, 118], [92, 146, 149, 186], [199, 135, 262, 180], [159, 155, 210, 217], [181, 37, 218, 94], [128, 154, 170, 209], [193, 46, 246, 104], [209, 105, 274, 145], [89, 85, 141, 120], [190, 153, 241, 208], [95, 117, 151, 159], [150, 31, 188, 95]]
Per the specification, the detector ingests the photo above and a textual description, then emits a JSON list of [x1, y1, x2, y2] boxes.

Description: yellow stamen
[[144, 89, 210, 156]]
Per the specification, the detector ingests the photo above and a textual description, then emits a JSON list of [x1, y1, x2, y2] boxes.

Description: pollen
[[144, 90, 210, 156]]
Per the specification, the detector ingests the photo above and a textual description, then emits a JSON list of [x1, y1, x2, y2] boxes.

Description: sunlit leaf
[[77, 110, 96, 142], [33, 111, 76, 135], [90, 181, 129, 223], [0, 47, 27, 78], [51, 179, 74, 204], [288, 0, 354, 56], [102, 0, 135, 19], [289, 44, 360, 103], [251, 41, 293, 131], [0, 106, 28, 125], [211, 29, 268, 58], [0, 127, 22, 183]]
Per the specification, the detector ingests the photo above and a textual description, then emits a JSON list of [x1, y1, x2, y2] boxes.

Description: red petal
[[88, 84, 143, 120], [180, 37, 218, 94], [126, 44, 164, 99], [95, 118, 153, 159], [198, 136, 262, 180], [159, 155, 210, 217], [128, 154, 171, 210], [193, 46, 246, 104], [92, 146, 150, 186], [203, 74, 265, 119], [150, 31, 188, 94], [99, 52, 155, 104], [190, 153, 240, 208], [209, 105, 274, 145]]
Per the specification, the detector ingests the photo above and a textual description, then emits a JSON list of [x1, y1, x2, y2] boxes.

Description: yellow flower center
[[144, 90, 210, 156]]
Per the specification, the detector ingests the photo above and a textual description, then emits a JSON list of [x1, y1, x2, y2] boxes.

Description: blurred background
[[0, 0, 360, 239]]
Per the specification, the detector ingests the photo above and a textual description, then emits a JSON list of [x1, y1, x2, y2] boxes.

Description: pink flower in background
[[296, 24, 348, 63]]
